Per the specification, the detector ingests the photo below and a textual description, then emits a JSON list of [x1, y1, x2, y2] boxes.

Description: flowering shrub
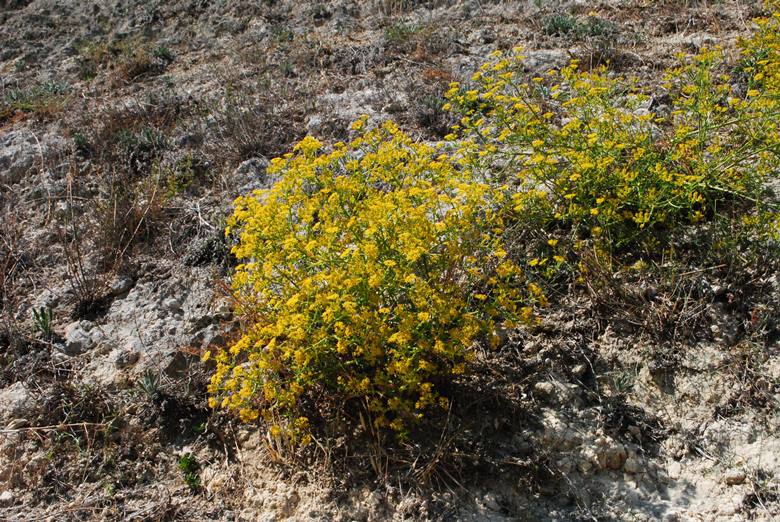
[[741, 2, 780, 111], [207, 120, 537, 438], [444, 29, 780, 276]]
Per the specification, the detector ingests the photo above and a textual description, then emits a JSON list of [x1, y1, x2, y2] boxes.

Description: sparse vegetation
[[74, 38, 174, 83], [0, 80, 69, 121], [137, 370, 161, 399], [544, 12, 618, 39], [206, 82, 308, 166], [384, 22, 420, 45]]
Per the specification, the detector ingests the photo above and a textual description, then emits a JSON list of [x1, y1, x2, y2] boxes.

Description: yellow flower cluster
[[208, 119, 538, 438], [444, 12, 780, 271]]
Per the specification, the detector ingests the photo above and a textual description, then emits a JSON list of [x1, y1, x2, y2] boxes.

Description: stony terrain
[[1, 1, 779, 520]]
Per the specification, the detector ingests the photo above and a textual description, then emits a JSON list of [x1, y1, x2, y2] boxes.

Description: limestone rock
[[0, 490, 14, 506], [0, 383, 34, 423], [113, 347, 141, 369], [63, 320, 96, 355]]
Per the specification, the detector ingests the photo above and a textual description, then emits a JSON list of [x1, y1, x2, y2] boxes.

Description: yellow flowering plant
[[207, 120, 538, 440], [444, 20, 780, 276]]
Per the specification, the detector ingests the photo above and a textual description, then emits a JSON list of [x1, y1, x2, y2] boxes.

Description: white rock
[[63, 321, 94, 355], [192, 324, 225, 349], [540, 410, 582, 448], [578, 446, 598, 474], [0, 131, 40, 185], [306, 115, 323, 133], [523, 49, 569, 73], [667, 461, 682, 480], [109, 276, 134, 296], [0, 383, 33, 423], [534, 381, 556, 396], [718, 493, 744, 515], [113, 348, 140, 369], [572, 363, 587, 377], [0, 490, 14, 505], [162, 298, 181, 313], [214, 298, 232, 319]]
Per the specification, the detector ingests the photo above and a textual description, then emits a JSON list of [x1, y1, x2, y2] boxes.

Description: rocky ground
[[1, 0, 779, 520]]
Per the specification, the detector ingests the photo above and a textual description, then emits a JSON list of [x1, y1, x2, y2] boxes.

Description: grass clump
[[32, 306, 53, 340], [74, 37, 174, 83], [207, 120, 539, 440], [384, 22, 420, 45], [543, 13, 578, 36]]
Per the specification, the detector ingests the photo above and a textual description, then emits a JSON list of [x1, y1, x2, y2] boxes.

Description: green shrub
[[384, 22, 419, 45], [152, 46, 174, 63], [543, 13, 618, 39], [1, 80, 69, 119]]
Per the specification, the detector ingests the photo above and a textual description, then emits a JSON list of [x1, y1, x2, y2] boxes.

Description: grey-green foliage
[[544, 13, 618, 39]]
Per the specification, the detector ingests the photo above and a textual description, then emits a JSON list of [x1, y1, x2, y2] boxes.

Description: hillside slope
[[1, 1, 778, 520]]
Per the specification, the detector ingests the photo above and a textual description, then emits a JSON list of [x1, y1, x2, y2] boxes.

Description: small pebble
[[724, 469, 746, 486]]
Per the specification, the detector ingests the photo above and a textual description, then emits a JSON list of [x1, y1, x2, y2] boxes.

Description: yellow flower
[[350, 115, 368, 131]]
